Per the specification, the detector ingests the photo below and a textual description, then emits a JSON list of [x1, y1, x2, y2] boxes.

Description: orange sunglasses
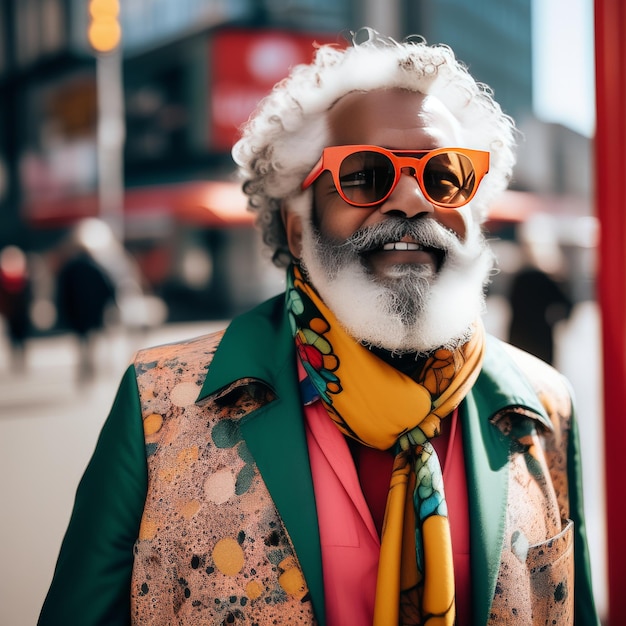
[[301, 144, 490, 209]]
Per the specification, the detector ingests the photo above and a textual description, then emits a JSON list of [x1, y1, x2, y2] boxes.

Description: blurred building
[[0, 0, 592, 324], [408, 0, 533, 124], [0, 0, 350, 320]]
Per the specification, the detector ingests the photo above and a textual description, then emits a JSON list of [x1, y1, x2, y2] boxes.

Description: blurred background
[[0, 0, 604, 624]]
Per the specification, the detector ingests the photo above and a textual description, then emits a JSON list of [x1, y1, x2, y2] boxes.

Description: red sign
[[210, 28, 341, 150]]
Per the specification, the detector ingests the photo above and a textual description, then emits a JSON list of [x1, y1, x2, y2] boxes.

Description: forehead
[[327, 88, 464, 149]]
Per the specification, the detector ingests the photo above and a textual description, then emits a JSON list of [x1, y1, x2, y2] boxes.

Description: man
[[39, 30, 599, 625]]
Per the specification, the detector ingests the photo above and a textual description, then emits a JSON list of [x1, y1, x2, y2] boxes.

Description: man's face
[[284, 88, 493, 354]]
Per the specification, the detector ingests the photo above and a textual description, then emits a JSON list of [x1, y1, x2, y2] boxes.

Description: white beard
[[298, 210, 494, 355]]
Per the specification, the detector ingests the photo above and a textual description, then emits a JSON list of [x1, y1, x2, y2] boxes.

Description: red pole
[[594, 0, 626, 623]]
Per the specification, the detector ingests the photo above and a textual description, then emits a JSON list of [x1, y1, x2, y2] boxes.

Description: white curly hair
[[232, 29, 517, 267]]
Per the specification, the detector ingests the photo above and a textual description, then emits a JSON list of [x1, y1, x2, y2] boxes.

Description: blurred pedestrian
[[0, 245, 31, 371], [55, 221, 118, 381], [507, 216, 573, 364]]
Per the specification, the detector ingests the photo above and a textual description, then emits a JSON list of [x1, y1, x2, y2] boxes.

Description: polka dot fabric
[[130, 332, 317, 625]]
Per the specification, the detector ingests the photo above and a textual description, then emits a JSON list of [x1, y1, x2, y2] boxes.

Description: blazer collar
[[473, 335, 551, 430], [197, 295, 290, 402]]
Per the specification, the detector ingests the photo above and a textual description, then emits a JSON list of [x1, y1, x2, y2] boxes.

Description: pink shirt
[[302, 386, 471, 625]]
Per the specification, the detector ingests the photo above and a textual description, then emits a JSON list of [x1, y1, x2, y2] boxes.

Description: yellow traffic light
[[88, 0, 121, 53]]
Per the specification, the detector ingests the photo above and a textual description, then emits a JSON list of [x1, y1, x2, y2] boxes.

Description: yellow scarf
[[287, 265, 485, 625]]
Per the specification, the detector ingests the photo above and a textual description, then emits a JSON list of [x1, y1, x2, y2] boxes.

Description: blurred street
[[0, 300, 608, 626]]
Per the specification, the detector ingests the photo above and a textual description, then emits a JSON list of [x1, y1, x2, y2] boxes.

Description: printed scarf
[[286, 264, 485, 626]]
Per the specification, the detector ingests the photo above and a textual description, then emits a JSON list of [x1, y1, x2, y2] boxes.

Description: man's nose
[[379, 168, 434, 218]]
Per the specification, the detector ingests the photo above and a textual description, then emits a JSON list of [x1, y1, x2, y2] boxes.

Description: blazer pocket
[[526, 518, 575, 624]]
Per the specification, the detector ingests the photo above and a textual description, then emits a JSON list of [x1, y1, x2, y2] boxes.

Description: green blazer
[[38, 295, 599, 625]]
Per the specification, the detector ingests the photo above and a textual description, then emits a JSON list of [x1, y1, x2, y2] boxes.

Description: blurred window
[[14, 0, 66, 66], [125, 67, 190, 164], [41, 0, 65, 55], [264, 0, 346, 26], [19, 74, 98, 205], [121, 0, 248, 53], [15, 0, 40, 66]]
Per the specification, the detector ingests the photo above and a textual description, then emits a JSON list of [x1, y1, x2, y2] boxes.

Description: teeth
[[382, 242, 422, 251]]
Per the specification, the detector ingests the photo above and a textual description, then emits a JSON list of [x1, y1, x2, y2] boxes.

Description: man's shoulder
[[134, 328, 226, 371], [497, 339, 568, 390], [492, 336, 573, 422]]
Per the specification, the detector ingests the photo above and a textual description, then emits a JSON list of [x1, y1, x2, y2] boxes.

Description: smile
[[363, 240, 446, 272]]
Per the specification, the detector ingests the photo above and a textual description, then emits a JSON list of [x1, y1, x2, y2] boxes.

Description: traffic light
[[88, 0, 121, 53]]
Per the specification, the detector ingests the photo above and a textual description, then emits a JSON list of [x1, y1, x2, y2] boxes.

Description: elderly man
[[39, 31, 598, 626]]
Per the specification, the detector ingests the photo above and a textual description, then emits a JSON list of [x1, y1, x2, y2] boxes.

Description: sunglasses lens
[[338, 151, 395, 205], [423, 152, 477, 206]]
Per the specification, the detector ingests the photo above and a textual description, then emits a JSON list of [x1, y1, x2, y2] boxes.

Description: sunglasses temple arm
[[301, 155, 325, 190]]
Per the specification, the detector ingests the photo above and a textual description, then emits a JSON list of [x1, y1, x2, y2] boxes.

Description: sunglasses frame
[[301, 144, 490, 209]]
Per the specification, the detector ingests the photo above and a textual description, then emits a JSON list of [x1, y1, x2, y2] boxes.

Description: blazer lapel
[[197, 296, 326, 625], [461, 389, 509, 626], [239, 370, 325, 625], [462, 335, 550, 625]]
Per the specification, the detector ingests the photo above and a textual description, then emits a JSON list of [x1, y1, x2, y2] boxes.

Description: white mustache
[[341, 218, 459, 255]]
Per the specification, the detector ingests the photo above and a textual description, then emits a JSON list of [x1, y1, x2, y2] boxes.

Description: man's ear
[[281, 202, 303, 259]]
